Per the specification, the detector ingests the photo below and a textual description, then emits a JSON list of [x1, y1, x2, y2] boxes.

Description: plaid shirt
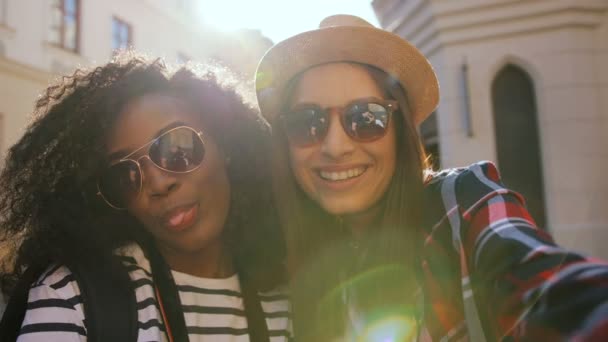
[[419, 161, 608, 341]]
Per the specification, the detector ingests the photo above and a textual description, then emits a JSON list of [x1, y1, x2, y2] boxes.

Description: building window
[[492, 64, 546, 229], [112, 17, 132, 52], [49, 0, 80, 52]]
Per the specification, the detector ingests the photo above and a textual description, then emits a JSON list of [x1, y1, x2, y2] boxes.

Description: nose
[[139, 157, 179, 198], [320, 110, 356, 160]]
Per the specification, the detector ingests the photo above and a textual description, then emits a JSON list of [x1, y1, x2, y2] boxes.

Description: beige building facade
[[373, 0, 608, 258], [0, 0, 270, 163]]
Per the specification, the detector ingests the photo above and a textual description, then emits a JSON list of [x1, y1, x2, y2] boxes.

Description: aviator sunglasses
[[97, 126, 205, 210], [280, 98, 398, 147]]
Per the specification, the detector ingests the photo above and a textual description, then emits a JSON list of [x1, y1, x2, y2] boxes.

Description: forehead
[[288, 63, 386, 108], [106, 94, 202, 153]]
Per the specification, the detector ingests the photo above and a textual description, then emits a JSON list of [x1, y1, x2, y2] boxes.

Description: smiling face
[[286, 63, 397, 215], [105, 94, 230, 255]]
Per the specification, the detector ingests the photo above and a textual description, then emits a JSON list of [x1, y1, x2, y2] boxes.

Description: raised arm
[[455, 162, 608, 340]]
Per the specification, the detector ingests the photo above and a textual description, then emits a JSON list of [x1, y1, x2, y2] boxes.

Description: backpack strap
[[0, 262, 49, 341], [141, 238, 270, 342], [0, 256, 138, 342], [67, 256, 138, 342], [239, 273, 270, 342], [141, 239, 190, 342]]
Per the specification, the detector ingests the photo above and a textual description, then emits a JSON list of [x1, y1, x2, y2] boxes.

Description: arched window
[[492, 64, 547, 228]]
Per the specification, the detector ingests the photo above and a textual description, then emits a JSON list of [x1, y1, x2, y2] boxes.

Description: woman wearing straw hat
[[256, 14, 608, 341]]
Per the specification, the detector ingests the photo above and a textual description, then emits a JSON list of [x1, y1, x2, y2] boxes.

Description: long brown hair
[[270, 63, 429, 340]]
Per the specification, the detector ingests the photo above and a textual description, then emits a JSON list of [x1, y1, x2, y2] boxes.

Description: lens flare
[[358, 316, 417, 342], [315, 264, 419, 341], [255, 70, 273, 90]]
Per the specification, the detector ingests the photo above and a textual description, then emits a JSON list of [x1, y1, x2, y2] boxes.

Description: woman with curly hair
[[0, 54, 289, 341]]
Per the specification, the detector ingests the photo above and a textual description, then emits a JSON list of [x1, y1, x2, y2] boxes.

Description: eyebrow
[[107, 121, 188, 162]]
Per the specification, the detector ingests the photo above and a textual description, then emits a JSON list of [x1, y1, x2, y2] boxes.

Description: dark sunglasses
[[279, 98, 398, 147], [97, 126, 205, 210]]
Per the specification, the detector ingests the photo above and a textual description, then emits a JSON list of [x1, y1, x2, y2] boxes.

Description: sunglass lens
[[149, 128, 205, 172], [345, 103, 390, 141], [283, 108, 328, 146], [98, 160, 141, 209]]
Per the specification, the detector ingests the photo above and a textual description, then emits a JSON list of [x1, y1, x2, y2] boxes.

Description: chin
[[319, 199, 367, 216]]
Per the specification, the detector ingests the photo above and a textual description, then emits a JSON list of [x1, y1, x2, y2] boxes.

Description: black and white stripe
[[17, 244, 291, 342]]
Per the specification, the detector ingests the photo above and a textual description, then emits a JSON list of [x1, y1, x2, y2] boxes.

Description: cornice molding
[[376, 0, 608, 56]]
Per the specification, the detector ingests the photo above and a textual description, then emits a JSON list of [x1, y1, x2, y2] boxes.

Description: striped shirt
[[419, 161, 608, 341], [17, 244, 291, 341]]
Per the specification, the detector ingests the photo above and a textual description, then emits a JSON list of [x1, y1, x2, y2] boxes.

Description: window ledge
[[42, 41, 81, 57], [42, 41, 88, 75]]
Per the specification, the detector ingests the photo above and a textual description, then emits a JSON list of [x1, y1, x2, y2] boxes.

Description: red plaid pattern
[[420, 161, 608, 341]]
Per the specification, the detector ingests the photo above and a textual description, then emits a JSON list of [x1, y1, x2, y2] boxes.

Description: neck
[[157, 239, 234, 278], [341, 203, 384, 239]]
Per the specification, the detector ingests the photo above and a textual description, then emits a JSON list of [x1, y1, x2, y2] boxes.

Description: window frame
[[111, 16, 132, 54], [49, 0, 81, 53]]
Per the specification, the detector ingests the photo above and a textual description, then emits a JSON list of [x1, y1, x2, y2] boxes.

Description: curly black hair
[[0, 53, 285, 295]]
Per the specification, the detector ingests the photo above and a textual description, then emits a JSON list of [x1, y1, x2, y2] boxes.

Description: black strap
[[68, 256, 138, 342], [142, 239, 190, 342], [240, 272, 270, 342], [0, 262, 49, 342], [0, 257, 138, 342], [141, 239, 270, 342]]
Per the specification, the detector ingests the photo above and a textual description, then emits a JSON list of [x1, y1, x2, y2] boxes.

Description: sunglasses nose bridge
[[137, 154, 167, 179], [320, 110, 356, 158], [136, 154, 152, 165]]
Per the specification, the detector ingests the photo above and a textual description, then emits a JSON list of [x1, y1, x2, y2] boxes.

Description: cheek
[[198, 148, 231, 207], [288, 146, 315, 187], [208, 164, 231, 205], [371, 126, 398, 186], [383, 132, 397, 174], [126, 202, 151, 229]]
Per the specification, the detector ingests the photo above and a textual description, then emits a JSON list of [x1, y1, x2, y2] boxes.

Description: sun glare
[[196, 0, 379, 43]]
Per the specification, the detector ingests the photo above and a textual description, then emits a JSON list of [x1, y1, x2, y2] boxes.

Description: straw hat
[[255, 14, 439, 126]]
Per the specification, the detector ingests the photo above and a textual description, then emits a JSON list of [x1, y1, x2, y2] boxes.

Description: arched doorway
[[492, 64, 547, 229]]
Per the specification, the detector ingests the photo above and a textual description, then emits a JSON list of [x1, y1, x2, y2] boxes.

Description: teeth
[[319, 167, 365, 181]]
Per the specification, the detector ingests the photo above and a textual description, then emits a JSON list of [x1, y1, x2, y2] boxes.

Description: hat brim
[[255, 25, 439, 126]]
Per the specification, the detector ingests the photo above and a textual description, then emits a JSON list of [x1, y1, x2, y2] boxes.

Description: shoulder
[[19, 265, 87, 339], [115, 243, 152, 272], [114, 243, 156, 298], [32, 264, 82, 302], [258, 285, 292, 339], [426, 160, 502, 189], [259, 285, 290, 308], [425, 160, 524, 214]]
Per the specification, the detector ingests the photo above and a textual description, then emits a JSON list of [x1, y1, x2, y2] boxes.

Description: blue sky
[[198, 0, 379, 43]]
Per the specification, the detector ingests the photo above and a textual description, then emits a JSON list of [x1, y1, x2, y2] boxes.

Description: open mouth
[[318, 166, 367, 182]]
